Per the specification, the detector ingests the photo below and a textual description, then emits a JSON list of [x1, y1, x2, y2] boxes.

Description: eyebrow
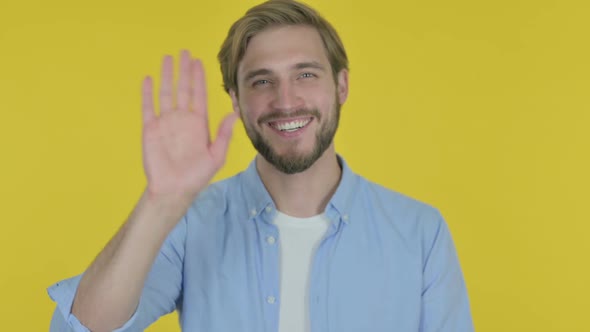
[[294, 61, 326, 71], [242, 61, 327, 82]]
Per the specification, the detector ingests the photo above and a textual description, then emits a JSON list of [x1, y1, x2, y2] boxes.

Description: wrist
[[133, 189, 196, 231]]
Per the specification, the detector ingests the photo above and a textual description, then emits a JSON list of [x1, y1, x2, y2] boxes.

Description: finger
[[141, 76, 156, 124], [159, 55, 174, 114], [190, 59, 208, 118], [211, 112, 239, 166], [176, 50, 191, 111]]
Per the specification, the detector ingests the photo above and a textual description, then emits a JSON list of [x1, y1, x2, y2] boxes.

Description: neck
[[256, 145, 342, 218]]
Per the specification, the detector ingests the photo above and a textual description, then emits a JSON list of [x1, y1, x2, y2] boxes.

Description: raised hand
[[141, 50, 239, 199]]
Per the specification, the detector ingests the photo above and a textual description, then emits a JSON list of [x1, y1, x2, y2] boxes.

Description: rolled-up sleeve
[[47, 216, 187, 331]]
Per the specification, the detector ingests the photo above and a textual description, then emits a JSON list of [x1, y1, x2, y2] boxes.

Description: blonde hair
[[218, 0, 348, 94]]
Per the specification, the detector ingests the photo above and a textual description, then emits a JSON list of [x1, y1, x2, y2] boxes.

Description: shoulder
[[185, 172, 243, 220], [354, 175, 444, 232]]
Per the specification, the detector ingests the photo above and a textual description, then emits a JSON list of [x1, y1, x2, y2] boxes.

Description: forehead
[[238, 25, 330, 78]]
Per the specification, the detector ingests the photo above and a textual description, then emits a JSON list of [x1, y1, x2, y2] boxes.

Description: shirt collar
[[239, 154, 360, 224]]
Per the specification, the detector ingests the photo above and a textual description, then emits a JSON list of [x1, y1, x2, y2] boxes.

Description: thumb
[[210, 112, 240, 166]]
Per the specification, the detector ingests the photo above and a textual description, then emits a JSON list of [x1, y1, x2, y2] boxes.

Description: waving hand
[[141, 50, 239, 199]]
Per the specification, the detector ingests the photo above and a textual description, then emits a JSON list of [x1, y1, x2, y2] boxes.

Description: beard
[[242, 103, 340, 174]]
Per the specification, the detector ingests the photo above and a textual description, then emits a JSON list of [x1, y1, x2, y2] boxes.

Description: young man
[[48, 1, 473, 331]]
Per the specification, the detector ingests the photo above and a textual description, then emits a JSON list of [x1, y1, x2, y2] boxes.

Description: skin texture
[[69, 25, 348, 331]]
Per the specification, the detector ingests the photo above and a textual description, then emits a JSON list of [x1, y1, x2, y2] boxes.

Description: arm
[[69, 193, 190, 331], [49, 210, 186, 331], [48, 50, 238, 332]]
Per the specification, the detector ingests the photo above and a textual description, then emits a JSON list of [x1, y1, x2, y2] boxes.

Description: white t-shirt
[[274, 211, 331, 332]]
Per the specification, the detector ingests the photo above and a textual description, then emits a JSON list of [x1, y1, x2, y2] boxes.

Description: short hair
[[218, 0, 348, 94]]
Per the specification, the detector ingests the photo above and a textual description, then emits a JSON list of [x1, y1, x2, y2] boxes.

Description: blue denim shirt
[[48, 156, 473, 332]]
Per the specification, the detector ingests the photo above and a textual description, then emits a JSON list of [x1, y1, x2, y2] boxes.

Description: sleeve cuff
[[47, 275, 140, 332]]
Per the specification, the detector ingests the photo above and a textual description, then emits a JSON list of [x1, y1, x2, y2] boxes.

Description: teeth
[[271, 119, 310, 131]]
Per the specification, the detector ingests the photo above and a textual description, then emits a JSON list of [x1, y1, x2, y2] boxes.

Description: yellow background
[[1, 0, 588, 330]]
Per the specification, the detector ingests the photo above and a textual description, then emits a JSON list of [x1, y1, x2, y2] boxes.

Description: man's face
[[231, 25, 348, 174]]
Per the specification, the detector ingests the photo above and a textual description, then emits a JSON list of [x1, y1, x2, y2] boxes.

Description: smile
[[268, 117, 312, 132]]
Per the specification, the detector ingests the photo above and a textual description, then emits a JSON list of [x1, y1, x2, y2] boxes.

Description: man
[[48, 0, 474, 331]]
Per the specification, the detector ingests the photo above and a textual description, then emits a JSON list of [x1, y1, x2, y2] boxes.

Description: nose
[[270, 81, 304, 112]]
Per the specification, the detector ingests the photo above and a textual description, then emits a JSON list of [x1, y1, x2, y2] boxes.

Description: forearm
[[71, 190, 193, 332]]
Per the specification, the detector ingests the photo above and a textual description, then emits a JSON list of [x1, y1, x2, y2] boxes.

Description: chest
[[179, 215, 423, 332]]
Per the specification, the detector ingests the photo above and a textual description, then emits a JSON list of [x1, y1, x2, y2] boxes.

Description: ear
[[229, 89, 242, 116], [336, 69, 349, 105]]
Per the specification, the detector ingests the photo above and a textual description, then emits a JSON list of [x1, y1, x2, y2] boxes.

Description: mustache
[[257, 108, 321, 125]]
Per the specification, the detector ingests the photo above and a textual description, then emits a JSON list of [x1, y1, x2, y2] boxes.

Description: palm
[[141, 50, 238, 197]]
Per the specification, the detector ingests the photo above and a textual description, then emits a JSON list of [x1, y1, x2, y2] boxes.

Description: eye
[[299, 72, 316, 79], [252, 79, 270, 87]]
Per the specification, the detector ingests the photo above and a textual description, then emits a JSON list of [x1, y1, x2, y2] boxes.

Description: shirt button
[[342, 214, 349, 221], [250, 209, 257, 217], [265, 206, 272, 213], [266, 236, 276, 245], [267, 296, 276, 304]]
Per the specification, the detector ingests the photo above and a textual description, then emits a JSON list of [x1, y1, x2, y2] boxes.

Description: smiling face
[[230, 25, 348, 174]]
